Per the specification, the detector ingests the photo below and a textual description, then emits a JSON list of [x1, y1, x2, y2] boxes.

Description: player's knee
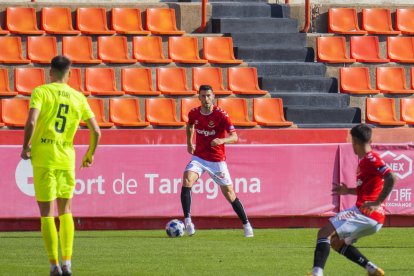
[[317, 227, 330, 240]]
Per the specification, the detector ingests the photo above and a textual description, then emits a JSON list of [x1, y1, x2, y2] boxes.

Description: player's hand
[[20, 147, 31, 160], [80, 153, 94, 169], [332, 182, 348, 195], [187, 144, 195, 155], [360, 201, 381, 215], [211, 138, 224, 147]]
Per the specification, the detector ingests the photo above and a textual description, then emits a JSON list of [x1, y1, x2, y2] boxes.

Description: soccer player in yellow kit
[[20, 56, 101, 276]]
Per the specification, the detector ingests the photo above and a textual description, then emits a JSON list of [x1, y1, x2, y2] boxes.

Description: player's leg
[[310, 222, 337, 276]]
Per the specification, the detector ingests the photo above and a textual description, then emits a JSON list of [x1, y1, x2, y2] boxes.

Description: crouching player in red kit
[[309, 124, 397, 276], [180, 85, 254, 237]]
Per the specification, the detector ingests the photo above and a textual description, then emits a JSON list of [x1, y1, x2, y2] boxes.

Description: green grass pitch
[[0, 228, 413, 275]]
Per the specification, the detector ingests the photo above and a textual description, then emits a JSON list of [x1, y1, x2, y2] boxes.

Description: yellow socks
[[59, 213, 74, 261], [40, 217, 59, 265]]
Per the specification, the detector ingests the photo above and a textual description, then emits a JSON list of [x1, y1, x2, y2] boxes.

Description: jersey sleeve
[[368, 154, 392, 178], [29, 88, 43, 111], [81, 96, 95, 121]]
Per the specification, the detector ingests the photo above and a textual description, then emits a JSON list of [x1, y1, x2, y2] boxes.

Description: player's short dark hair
[[350, 124, 372, 144], [51, 55, 71, 74], [198, 85, 214, 94]]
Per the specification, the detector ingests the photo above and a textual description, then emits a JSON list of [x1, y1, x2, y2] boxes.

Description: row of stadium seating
[[0, 35, 241, 65], [328, 8, 414, 35], [317, 36, 414, 63], [366, 97, 414, 126], [0, 7, 184, 35], [0, 67, 267, 97], [0, 97, 293, 128], [340, 67, 414, 94]]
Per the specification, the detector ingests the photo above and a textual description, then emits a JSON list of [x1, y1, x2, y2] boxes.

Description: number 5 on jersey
[[55, 104, 69, 133]]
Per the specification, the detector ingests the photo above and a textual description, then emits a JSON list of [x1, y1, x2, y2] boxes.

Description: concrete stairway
[[209, 1, 361, 128]]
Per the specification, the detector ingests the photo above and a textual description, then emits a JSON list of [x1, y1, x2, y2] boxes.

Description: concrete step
[[231, 32, 306, 48], [236, 47, 313, 62], [260, 76, 338, 92], [271, 93, 349, 108], [296, 123, 359, 128], [284, 107, 361, 124], [211, 18, 297, 33], [211, 3, 289, 18], [250, 62, 326, 77]]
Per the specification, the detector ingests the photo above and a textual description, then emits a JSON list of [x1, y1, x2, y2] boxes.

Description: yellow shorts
[[33, 167, 76, 202]]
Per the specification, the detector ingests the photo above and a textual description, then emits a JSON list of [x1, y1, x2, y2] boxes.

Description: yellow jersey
[[30, 82, 94, 170]]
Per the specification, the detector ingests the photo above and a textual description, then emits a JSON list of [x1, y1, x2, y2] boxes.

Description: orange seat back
[[156, 67, 189, 92], [168, 36, 201, 61], [62, 36, 97, 62], [67, 68, 83, 92], [6, 7, 40, 33], [133, 36, 166, 61], [0, 69, 11, 92], [387, 36, 414, 60], [317, 36, 350, 61], [228, 67, 260, 92], [328, 8, 362, 33], [350, 36, 382, 60], [98, 36, 131, 61], [42, 7, 77, 33], [181, 98, 200, 122], [0, 37, 26, 62], [112, 8, 145, 32], [400, 98, 414, 122], [217, 98, 249, 122], [85, 68, 117, 92], [253, 98, 287, 123], [340, 67, 373, 92], [362, 8, 396, 33], [110, 98, 144, 124], [203, 37, 237, 61], [192, 67, 226, 92], [145, 98, 180, 123], [366, 97, 399, 122], [87, 98, 109, 124], [396, 8, 414, 33], [14, 68, 45, 95], [27, 36, 57, 63], [121, 68, 154, 93], [77, 8, 111, 33], [146, 8, 179, 32], [376, 67, 408, 91], [1, 98, 30, 126]]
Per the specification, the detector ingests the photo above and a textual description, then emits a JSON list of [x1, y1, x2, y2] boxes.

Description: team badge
[[208, 120, 215, 128]]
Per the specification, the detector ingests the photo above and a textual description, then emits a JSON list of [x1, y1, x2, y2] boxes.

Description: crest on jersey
[[208, 120, 215, 128]]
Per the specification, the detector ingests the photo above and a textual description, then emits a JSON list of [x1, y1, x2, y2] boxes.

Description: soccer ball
[[165, 219, 185, 238]]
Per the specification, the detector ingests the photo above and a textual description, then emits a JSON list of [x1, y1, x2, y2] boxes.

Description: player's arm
[[332, 182, 357, 195], [186, 123, 195, 154], [21, 108, 40, 160], [362, 172, 397, 214], [81, 117, 101, 168], [211, 131, 238, 146]]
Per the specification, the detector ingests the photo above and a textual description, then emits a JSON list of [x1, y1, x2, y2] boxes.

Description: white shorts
[[185, 156, 232, 186], [330, 205, 382, 245]]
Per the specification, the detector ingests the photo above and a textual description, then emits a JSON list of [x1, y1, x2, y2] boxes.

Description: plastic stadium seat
[[67, 68, 89, 96], [85, 68, 124, 96], [41, 7, 80, 35], [27, 36, 58, 64], [145, 98, 186, 126], [317, 37, 356, 63], [156, 67, 196, 96], [396, 8, 414, 35], [387, 36, 414, 63], [227, 67, 267, 95], [328, 8, 367, 35], [1, 98, 30, 127], [412, 68, 414, 90], [181, 97, 200, 123], [168, 37, 207, 64], [146, 8, 185, 35], [400, 98, 414, 125], [203, 37, 243, 64], [362, 8, 401, 35], [252, 98, 293, 127], [0, 69, 17, 97], [0, 26, 9, 35], [0, 37, 30, 64], [366, 98, 405, 126], [121, 68, 160, 96], [217, 98, 257, 127], [15, 68, 45, 96], [62, 36, 102, 64], [109, 98, 149, 127], [98, 36, 136, 64], [6, 7, 44, 35], [192, 67, 231, 95], [350, 36, 389, 63], [340, 67, 379, 94], [112, 8, 150, 35], [376, 67, 414, 94], [133, 36, 172, 64], [80, 99, 113, 128], [77, 8, 115, 35]]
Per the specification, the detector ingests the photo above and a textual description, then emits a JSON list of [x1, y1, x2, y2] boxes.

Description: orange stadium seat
[[80, 98, 113, 128], [411, 68, 414, 89], [181, 97, 200, 123], [27, 36, 58, 64], [400, 98, 414, 125], [227, 67, 267, 95], [168, 37, 207, 64], [145, 98, 186, 126], [0, 37, 30, 64], [317, 36, 356, 63], [98, 36, 136, 64], [6, 7, 44, 35], [67, 68, 89, 96], [362, 8, 401, 35], [14, 68, 45, 96], [77, 7, 115, 35], [192, 67, 231, 95], [1, 98, 30, 127], [146, 8, 185, 35], [156, 67, 196, 96], [350, 36, 389, 63], [376, 67, 414, 94], [112, 8, 150, 35], [340, 67, 379, 94], [62, 36, 102, 64], [0, 69, 17, 97], [109, 98, 149, 127], [366, 98, 405, 126], [121, 68, 160, 96], [0, 26, 9, 35], [396, 8, 414, 35], [85, 68, 124, 96], [217, 98, 257, 127], [133, 36, 172, 64], [387, 36, 414, 63], [41, 7, 80, 35], [203, 37, 243, 64], [252, 98, 293, 127], [328, 8, 367, 35]]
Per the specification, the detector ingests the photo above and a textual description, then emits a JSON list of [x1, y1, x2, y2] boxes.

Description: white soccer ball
[[165, 219, 185, 238]]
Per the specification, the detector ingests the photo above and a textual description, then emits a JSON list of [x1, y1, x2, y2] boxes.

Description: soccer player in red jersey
[[309, 124, 397, 276], [180, 85, 253, 237]]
